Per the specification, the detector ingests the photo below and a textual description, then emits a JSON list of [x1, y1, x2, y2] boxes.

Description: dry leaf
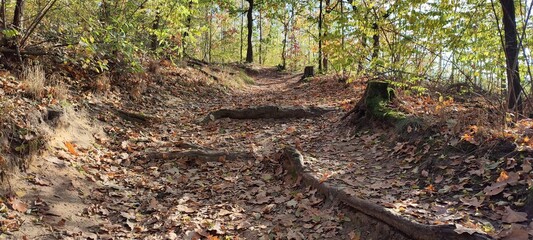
[[521, 160, 532, 173], [499, 224, 529, 240], [9, 198, 28, 213], [454, 223, 484, 235], [460, 196, 483, 208], [64, 142, 78, 156], [484, 182, 507, 196], [497, 170, 509, 183], [502, 206, 528, 223]]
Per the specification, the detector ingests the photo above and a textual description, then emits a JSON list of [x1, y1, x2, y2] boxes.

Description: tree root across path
[[277, 147, 491, 240], [140, 149, 254, 162], [202, 105, 336, 123]]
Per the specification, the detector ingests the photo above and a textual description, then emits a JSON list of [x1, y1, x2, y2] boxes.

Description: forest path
[[9, 67, 366, 239]]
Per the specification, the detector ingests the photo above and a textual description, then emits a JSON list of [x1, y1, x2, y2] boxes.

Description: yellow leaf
[[64, 142, 78, 156], [496, 170, 509, 183]]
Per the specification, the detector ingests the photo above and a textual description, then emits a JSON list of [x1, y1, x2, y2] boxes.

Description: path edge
[[277, 146, 492, 240]]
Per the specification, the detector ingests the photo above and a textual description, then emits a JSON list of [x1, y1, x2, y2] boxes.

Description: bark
[[0, 0, 6, 29], [245, 0, 253, 63], [259, 8, 262, 64], [372, 22, 380, 62], [150, 8, 160, 52], [500, 0, 523, 112], [183, 0, 193, 57], [13, 0, 25, 30], [318, 0, 323, 73], [240, 0, 244, 62]]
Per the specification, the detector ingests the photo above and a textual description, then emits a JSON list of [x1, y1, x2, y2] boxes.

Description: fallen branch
[[203, 105, 337, 123], [277, 147, 490, 240]]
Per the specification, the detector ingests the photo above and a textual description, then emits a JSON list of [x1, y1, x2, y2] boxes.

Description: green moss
[[366, 94, 406, 122]]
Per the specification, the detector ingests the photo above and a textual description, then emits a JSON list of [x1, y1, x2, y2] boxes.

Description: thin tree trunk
[[318, 0, 323, 73], [500, 0, 523, 112], [341, 0, 345, 72], [183, 0, 193, 57], [13, 0, 25, 30], [259, 8, 262, 64], [372, 22, 379, 64], [240, 0, 244, 62], [0, 0, 6, 29], [245, 0, 253, 63], [208, 6, 213, 62], [281, 6, 288, 70], [150, 8, 160, 52]]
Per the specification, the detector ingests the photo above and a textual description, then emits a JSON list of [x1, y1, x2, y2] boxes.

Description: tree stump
[[302, 66, 314, 80]]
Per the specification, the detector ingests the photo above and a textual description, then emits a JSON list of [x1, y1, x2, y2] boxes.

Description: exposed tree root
[[86, 103, 160, 124], [140, 149, 253, 162], [277, 147, 491, 240], [203, 105, 336, 123]]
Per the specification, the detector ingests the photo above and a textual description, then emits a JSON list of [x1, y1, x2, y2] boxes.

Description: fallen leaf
[[454, 223, 484, 235], [484, 181, 507, 196], [497, 170, 509, 182], [8, 198, 28, 213], [177, 205, 195, 213], [521, 160, 532, 173], [498, 224, 529, 240], [502, 206, 528, 223], [460, 196, 483, 208], [286, 199, 298, 208], [64, 142, 78, 156]]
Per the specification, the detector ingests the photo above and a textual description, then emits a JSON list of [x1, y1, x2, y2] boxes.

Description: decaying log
[[277, 147, 490, 240], [203, 105, 336, 123]]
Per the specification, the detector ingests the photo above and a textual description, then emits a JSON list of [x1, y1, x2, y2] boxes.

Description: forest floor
[[0, 62, 532, 239]]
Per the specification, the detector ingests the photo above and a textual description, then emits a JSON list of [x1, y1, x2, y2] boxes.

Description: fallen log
[[277, 147, 490, 240], [203, 105, 336, 123]]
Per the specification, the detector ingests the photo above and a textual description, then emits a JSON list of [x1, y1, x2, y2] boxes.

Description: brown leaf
[[499, 224, 529, 240], [454, 223, 484, 235], [521, 160, 532, 173], [434, 175, 444, 183], [55, 218, 66, 228], [460, 196, 483, 208], [484, 181, 507, 196], [9, 198, 28, 213], [502, 207, 528, 223]]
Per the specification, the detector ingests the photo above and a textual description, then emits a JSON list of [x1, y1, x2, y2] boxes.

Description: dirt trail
[[6, 67, 373, 239]]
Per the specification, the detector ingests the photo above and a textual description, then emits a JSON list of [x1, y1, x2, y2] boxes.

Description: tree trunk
[[150, 8, 160, 52], [245, 0, 253, 63], [372, 22, 380, 65], [240, 0, 244, 62], [0, 0, 6, 29], [318, 0, 323, 73], [500, 0, 523, 112], [183, 0, 193, 57], [282, 15, 288, 70], [259, 8, 262, 64], [13, 0, 25, 30]]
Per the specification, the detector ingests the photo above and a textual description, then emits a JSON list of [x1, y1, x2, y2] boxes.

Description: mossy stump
[[343, 81, 421, 134]]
